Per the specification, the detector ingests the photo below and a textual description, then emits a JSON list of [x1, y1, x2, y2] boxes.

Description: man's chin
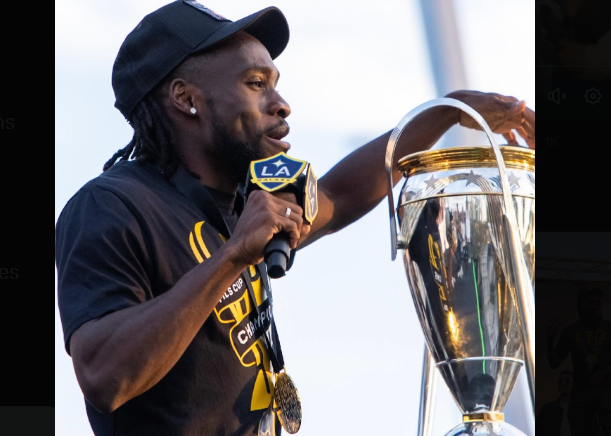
[[261, 135, 290, 156]]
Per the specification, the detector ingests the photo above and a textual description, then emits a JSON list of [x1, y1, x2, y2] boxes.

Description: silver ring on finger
[[284, 207, 291, 218]]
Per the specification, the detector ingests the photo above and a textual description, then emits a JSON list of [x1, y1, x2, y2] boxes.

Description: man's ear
[[168, 78, 198, 116]]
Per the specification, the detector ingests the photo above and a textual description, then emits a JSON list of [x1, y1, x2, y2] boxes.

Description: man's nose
[[268, 91, 291, 118]]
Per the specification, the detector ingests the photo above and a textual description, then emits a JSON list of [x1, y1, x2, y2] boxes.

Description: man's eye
[[248, 81, 264, 88]]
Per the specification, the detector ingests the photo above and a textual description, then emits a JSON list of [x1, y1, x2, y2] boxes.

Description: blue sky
[[55, 0, 534, 434]]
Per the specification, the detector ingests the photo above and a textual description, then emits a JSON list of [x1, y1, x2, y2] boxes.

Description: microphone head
[[245, 152, 308, 195], [243, 152, 318, 279], [244, 152, 318, 224]]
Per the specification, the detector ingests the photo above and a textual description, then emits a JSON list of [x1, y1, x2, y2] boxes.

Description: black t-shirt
[[555, 318, 611, 391], [205, 184, 239, 233], [535, 397, 563, 436], [56, 161, 279, 435]]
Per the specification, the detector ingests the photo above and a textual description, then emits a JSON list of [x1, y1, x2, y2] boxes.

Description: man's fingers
[[524, 108, 535, 133], [516, 126, 529, 141], [279, 216, 301, 249], [516, 122, 533, 140], [512, 100, 526, 112], [274, 201, 303, 222], [516, 125, 535, 149], [270, 193, 303, 216], [273, 200, 305, 249], [504, 99, 523, 113], [503, 131, 518, 145], [452, 91, 534, 148], [284, 208, 304, 231], [273, 191, 298, 204], [504, 100, 527, 128], [522, 118, 535, 139], [508, 104, 534, 148], [522, 109, 535, 148]]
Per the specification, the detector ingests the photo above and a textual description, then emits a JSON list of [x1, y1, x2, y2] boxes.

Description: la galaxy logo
[[304, 165, 318, 223], [250, 152, 307, 192]]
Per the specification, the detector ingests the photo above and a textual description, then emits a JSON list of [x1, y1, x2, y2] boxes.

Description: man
[[537, 370, 574, 436], [55, 1, 535, 435], [547, 287, 611, 436]]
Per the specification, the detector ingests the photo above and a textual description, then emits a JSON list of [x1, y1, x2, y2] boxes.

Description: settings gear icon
[[585, 88, 602, 105]]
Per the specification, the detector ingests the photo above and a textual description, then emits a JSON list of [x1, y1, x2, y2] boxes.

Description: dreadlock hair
[[103, 31, 255, 178], [103, 92, 181, 178]]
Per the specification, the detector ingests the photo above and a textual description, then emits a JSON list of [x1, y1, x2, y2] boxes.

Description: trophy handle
[[384, 97, 535, 412]]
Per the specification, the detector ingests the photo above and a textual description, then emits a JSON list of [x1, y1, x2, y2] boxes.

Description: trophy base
[[443, 421, 527, 436]]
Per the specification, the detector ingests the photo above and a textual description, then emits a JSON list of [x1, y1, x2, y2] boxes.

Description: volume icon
[[548, 88, 566, 104]]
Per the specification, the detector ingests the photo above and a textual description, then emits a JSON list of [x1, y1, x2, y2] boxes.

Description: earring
[[190, 107, 197, 114]]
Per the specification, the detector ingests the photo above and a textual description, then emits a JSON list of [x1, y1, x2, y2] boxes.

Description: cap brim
[[191, 7, 289, 59]]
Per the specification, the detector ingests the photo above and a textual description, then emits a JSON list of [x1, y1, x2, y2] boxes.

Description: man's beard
[[209, 106, 267, 186]]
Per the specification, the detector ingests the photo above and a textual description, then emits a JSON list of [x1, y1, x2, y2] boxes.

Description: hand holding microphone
[[244, 153, 318, 278]]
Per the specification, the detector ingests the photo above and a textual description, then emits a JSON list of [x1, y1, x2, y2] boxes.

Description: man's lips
[[264, 136, 291, 152], [264, 124, 290, 151], [265, 124, 289, 140]]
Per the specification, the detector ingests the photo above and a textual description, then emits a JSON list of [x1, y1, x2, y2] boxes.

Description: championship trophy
[[384, 99, 535, 435]]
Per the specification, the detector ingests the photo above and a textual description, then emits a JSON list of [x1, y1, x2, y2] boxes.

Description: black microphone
[[244, 153, 318, 278]]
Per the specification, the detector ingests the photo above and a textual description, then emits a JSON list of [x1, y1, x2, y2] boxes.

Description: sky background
[[55, 0, 534, 434]]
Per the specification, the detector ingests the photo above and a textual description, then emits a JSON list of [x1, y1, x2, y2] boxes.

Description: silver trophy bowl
[[385, 99, 535, 435]]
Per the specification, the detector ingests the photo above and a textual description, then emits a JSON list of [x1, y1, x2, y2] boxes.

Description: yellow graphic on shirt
[[575, 327, 608, 371], [189, 221, 274, 411]]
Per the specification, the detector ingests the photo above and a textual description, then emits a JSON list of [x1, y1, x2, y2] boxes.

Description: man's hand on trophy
[[446, 90, 535, 150]]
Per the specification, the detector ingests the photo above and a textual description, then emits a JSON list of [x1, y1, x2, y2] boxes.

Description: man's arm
[[68, 190, 308, 413], [547, 325, 565, 369], [299, 90, 535, 247]]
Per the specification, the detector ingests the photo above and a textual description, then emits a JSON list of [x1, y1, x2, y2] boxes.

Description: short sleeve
[[554, 326, 571, 361], [56, 185, 153, 355]]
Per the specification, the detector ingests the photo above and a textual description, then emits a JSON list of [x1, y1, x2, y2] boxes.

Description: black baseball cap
[[578, 286, 603, 303], [112, 0, 290, 119]]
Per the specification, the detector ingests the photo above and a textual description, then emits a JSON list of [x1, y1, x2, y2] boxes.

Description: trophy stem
[[417, 344, 437, 436]]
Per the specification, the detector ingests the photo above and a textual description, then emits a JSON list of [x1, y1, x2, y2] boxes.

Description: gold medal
[[273, 367, 302, 434]]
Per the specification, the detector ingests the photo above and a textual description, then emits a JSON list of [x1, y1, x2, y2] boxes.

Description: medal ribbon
[[242, 264, 285, 373]]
